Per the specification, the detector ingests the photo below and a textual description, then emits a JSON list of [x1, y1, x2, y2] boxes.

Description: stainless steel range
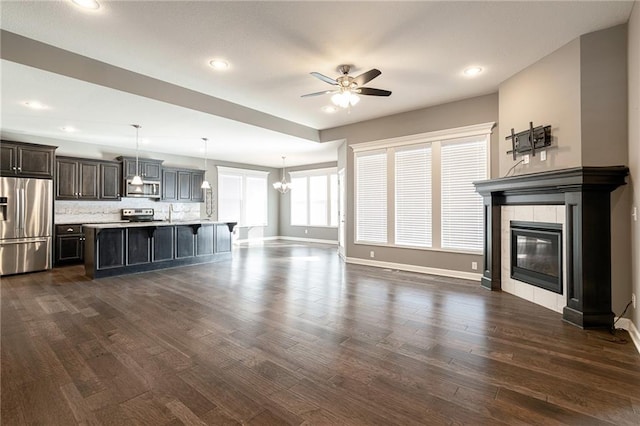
[[121, 208, 155, 222]]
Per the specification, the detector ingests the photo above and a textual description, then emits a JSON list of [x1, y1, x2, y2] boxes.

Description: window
[[290, 168, 338, 227], [352, 122, 493, 252], [217, 166, 268, 226], [395, 145, 432, 247], [355, 151, 387, 243], [441, 138, 487, 251]]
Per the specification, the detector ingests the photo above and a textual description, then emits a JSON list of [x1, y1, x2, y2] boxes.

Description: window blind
[[309, 175, 328, 226], [356, 152, 387, 243], [441, 138, 487, 251], [245, 176, 267, 226], [395, 145, 432, 247], [218, 174, 242, 223]]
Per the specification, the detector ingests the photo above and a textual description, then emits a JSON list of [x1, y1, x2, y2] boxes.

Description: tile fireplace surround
[[474, 166, 628, 329]]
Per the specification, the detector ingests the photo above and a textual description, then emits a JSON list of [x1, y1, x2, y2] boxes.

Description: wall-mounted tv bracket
[[506, 122, 552, 160]]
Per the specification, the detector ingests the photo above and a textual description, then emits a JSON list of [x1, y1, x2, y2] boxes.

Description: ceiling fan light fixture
[[331, 91, 360, 109]]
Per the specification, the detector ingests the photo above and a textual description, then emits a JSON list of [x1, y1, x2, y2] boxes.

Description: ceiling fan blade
[[310, 72, 338, 85], [353, 69, 381, 86], [358, 87, 392, 96], [301, 90, 338, 98]]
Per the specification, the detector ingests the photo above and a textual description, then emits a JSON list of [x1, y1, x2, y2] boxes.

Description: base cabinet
[[55, 224, 85, 265], [84, 223, 232, 278]]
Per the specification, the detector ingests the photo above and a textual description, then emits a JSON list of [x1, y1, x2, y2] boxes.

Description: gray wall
[[320, 93, 499, 274], [278, 161, 339, 241], [628, 1, 639, 333], [498, 25, 631, 314]]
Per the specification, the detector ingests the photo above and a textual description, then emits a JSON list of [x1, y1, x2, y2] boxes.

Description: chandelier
[[273, 156, 291, 194]]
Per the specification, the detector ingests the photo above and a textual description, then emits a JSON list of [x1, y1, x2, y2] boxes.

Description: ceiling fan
[[302, 65, 392, 108]]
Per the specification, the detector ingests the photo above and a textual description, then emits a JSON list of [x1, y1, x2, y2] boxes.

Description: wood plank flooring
[[2, 241, 639, 425]]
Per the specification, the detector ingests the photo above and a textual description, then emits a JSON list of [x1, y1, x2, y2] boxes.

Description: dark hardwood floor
[[2, 242, 639, 425]]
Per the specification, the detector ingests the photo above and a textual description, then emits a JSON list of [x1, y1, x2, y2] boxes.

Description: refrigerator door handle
[[0, 238, 49, 245], [19, 188, 26, 232], [15, 187, 21, 231]]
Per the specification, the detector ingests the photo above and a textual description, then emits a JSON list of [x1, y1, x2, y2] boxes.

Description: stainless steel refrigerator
[[0, 177, 53, 275]]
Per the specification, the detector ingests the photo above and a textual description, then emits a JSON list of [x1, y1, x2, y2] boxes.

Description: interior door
[[338, 168, 345, 258]]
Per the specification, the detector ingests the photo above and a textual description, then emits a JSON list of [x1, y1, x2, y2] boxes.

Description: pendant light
[[131, 124, 143, 185], [273, 156, 291, 194], [201, 137, 211, 189]]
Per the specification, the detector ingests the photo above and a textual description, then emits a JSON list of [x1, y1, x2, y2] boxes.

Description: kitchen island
[[83, 220, 236, 279]]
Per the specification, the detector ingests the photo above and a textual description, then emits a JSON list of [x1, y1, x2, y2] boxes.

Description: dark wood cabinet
[[84, 222, 234, 279], [176, 225, 195, 258], [1, 141, 56, 178], [196, 225, 215, 256], [191, 172, 205, 202], [97, 229, 125, 269], [56, 157, 121, 201], [55, 224, 84, 265], [100, 162, 121, 200], [126, 228, 151, 265], [119, 157, 163, 181], [161, 169, 178, 201], [161, 167, 205, 202], [153, 226, 174, 262], [178, 171, 191, 201], [78, 161, 99, 200]]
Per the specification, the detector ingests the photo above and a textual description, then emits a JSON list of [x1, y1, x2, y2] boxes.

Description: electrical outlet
[[523, 154, 530, 164], [540, 150, 547, 161], [370, 251, 375, 258], [633, 293, 636, 309], [471, 261, 478, 270], [304, 229, 308, 234]]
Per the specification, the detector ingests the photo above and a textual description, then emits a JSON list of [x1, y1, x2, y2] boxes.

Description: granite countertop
[[82, 219, 231, 229], [55, 219, 130, 225]]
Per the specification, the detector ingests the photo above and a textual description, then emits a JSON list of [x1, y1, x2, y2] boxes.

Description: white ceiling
[[0, 1, 634, 167]]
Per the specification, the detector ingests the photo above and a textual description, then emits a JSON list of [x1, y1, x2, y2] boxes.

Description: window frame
[[351, 122, 494, 254], [217, 166, 269, 227], [289, 167, 338, 228]]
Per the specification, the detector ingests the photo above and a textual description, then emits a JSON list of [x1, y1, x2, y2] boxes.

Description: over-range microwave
[[125, 180, 161, 198]]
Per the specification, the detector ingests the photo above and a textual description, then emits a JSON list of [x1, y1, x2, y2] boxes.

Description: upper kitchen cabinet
[[161, 167, 205, 202], [0, 141, 56, 178], [55, 156, 122, 201], [118, 156, 163, 181]]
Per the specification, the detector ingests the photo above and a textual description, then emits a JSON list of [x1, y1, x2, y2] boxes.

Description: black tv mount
[[505, 122, 552, 160]]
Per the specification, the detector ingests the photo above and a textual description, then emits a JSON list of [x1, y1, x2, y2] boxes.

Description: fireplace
[[510, 221, 562, 294], [473, 166, 628, 329]]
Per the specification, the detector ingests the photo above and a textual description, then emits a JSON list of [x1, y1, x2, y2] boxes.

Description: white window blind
[[217, 167, 268, 227], [395, 145, 432, 247], [441, 138, 487, 251], [290, 176, 308, 226], [356, 152, 387, 243]]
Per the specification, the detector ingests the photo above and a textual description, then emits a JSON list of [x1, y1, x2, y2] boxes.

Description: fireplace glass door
[[510, 221, 563, 294]]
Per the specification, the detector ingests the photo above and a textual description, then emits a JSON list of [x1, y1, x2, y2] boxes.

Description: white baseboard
[[277, 236, 338, 245], [345, 257, 482, 281], [234, 236, 338, 245], [614, 317, 640, 354]]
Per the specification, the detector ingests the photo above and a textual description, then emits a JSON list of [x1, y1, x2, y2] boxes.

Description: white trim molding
[[615, 318, 640, 354], [345, 257, 482, 281], [278, 236, 338, 245], [350, 121, 495, 153]]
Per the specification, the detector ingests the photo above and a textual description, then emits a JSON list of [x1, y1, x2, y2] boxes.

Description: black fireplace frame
[[473, 166, 628, 329], [510, 221, 563, 294]]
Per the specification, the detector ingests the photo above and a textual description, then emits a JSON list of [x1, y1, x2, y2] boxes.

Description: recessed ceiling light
[[209, 59, 230, 70], [464, 66, 483, 77], [71, 0, 100, 10], [24, 101, 48, 110], [322, 106, 337, 114], [61, 126, 77, 133]]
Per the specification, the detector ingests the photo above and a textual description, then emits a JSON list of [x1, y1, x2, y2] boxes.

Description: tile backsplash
[[55, 198, 201, 224]]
